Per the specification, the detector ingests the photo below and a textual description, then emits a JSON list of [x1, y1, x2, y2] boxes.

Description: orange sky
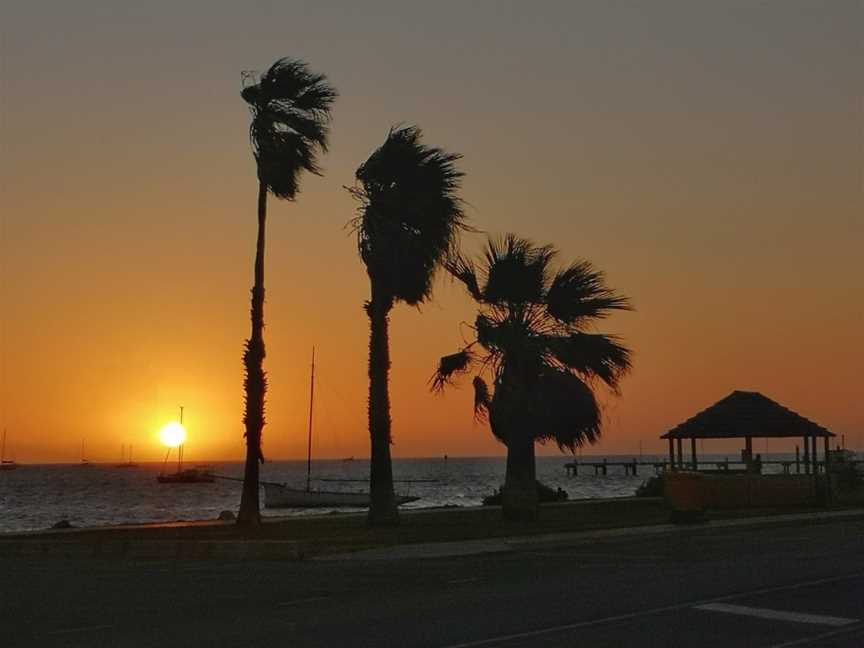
[[1, 1, 861, 462]]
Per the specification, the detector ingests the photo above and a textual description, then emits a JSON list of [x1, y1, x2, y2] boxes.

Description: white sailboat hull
[[263, 483, 418, 509]]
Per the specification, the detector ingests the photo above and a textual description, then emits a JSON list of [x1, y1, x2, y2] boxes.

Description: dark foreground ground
[[4, 517, 864, 647]]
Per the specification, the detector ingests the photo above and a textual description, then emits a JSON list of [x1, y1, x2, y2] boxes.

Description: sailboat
[[115, 444, 138, 468], [1, 429, 18, 471], [157, 407, 214, 484], [263, 347, 419, 509], [79, 439, 91, 467]]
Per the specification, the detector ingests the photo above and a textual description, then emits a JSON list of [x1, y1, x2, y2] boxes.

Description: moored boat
[[157, 407, 213, 484], [263, 482, 418, 508], [263, 348, 420, 509], [157, 467, 215, 484], [115, 443, 138, 468], [1, 429, 17, 471]]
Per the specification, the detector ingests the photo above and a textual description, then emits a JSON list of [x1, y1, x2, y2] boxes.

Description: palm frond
[[431, 350, 474, 392], [472, 376, 491, 422], [242, 57, 337, 200], [532, 369, 602, 452], [546, 261, 632, 325], [476, 313, 515, 359], [352, 126, 467, 305], [482, 234, 554, 305], [445, 254, 483, 302], [548, 332, 631, 391]]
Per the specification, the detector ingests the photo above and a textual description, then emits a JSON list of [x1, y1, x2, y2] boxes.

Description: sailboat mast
[[306, 347, 315, 493], [178, 406, 184, 473], [1, 428, 5, 462]]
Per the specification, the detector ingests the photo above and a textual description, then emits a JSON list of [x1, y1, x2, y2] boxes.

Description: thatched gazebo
[[661, 390, 834, 474]]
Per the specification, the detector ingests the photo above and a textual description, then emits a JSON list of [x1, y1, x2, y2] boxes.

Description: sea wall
[[665, 472, 821, 510]]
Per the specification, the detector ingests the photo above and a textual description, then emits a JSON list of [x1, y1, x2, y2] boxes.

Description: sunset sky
[[1, 1, 861, 463]]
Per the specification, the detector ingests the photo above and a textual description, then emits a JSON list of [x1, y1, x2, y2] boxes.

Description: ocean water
[[0, 453, 817, 533]]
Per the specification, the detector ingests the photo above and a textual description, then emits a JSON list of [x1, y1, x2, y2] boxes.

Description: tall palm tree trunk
[[366, 283, 399, 526], [502, 430, 538, 522], [237, 180, 268, 527]]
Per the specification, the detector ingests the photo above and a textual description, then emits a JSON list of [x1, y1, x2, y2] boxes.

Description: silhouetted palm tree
[[432, 235, 632, 521], [349, 126, 466, 526], [237, 58, 337, 526]]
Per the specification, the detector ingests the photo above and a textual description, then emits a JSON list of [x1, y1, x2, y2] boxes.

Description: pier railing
[[563, 458, 846, 477]]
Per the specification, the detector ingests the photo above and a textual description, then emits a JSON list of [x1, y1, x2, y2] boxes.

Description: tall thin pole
[[306, 347, 316, 493], [1, 428, 5, 462], [178, 406, 184, 473]]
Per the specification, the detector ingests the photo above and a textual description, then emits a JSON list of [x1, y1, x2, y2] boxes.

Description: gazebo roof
[[661, 390, 834, 440]]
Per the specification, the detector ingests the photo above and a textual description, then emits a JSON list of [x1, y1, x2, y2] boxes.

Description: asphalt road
[[4, 518, 864, 647]]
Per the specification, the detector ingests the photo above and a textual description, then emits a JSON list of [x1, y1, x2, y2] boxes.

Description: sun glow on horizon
[[159, 422, 187, 448]]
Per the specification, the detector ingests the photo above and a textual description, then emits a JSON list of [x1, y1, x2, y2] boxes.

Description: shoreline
[[4, 497, 863, 561]]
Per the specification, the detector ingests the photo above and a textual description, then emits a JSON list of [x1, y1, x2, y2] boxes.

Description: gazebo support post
[[668, 438, 675, 472], [824, 435, 831, 505], [795, 445, 800, 473], [812, 436, 819, 473], [676, 438, 683, 470], [690, 438, 697, 470], [803, 435, 810, 474], [745, 436, 753, 471]]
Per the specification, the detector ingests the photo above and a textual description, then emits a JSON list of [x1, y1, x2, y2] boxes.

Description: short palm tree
[[432, 235, 632, 521], [237, 58, 337, 526], [349, 126, 467, 526]]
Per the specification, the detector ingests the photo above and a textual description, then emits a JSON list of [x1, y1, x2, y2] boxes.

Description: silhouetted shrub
[[482, 480, 568, 505], [636, 475, 664, 497], [834, 462, 864, 491]]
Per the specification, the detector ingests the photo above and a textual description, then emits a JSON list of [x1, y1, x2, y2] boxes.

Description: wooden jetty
[[563, 457, 844, 477]]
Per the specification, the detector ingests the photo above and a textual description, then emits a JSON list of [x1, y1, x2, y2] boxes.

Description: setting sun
[[159, 422, 187, 448]]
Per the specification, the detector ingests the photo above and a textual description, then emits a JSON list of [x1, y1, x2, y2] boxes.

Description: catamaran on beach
[[263, 348, 419, 509]]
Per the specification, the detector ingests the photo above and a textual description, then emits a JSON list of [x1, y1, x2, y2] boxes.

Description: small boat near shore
[[263, 482, 418, 508], [263, 348, 419, 509]]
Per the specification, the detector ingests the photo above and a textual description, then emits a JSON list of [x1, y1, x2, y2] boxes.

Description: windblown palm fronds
[[433, 235, 632, 519], [242, 58, 337, 199], [236, 58, 336, 527], [349, 126, 467, 526]]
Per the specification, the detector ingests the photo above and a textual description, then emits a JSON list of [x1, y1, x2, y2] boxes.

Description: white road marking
[[770, 622, 864, 647], [693, 603, 857, 627], [439, 571, 864, 648]]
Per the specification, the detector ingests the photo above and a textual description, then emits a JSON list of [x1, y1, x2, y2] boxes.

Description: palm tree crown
[[349, 125, 467, 305], [433, 234, 632, 451], [242, 58, 337, 199]]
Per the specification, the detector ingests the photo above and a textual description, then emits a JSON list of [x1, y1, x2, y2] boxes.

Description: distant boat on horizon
[[115, 443, 138, 468], [264, 347, 418, 509], [1, 428, 18, 471], [79, 439, 91, 467]]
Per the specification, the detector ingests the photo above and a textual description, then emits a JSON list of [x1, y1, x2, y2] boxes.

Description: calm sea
[[0, 453, 811, 533]]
